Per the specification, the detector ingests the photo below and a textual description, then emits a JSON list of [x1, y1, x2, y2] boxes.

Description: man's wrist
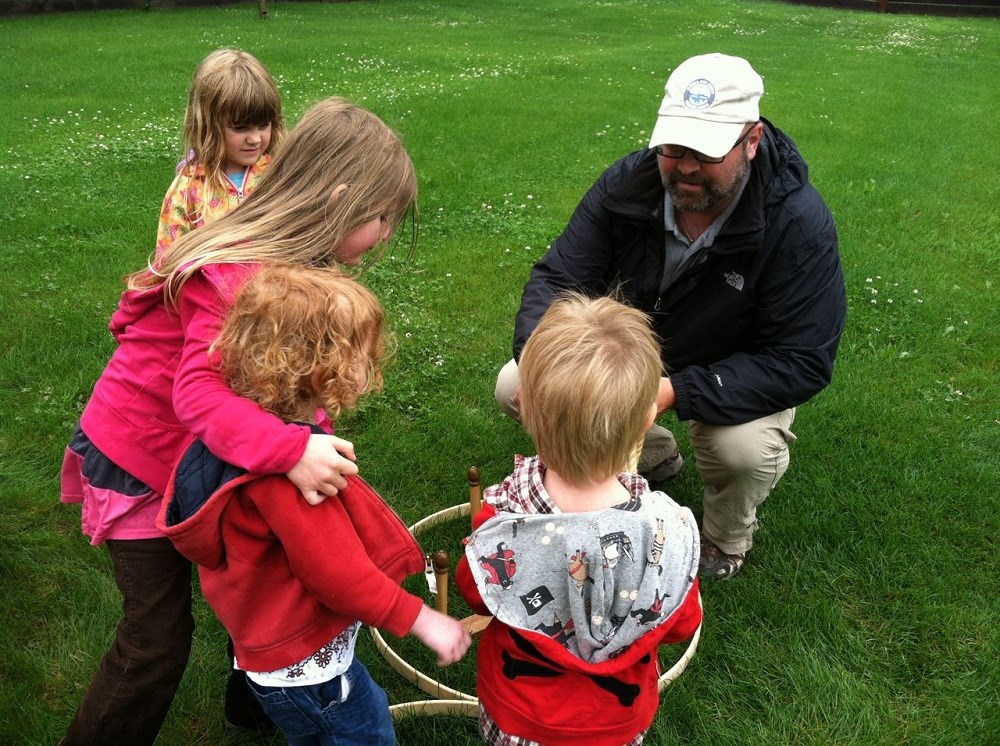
[[657, 375, 676, 414]]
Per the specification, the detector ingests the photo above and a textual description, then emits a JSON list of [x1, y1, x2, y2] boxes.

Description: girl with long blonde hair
[[60, 97, 416, 744]]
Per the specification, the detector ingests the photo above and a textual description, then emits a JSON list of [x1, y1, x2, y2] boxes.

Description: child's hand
[[287, 434, 359, 505], [409, 605, 472, 666]]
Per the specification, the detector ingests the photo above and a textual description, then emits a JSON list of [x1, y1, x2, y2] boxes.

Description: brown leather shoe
[[642, 448, 684, 482], [698, 538, 745, 579]]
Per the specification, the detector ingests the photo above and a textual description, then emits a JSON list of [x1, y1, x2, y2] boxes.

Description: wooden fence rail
[[0, 0, 995, 20], [784, 0, 999, 17], [0, 0, 352, 17]]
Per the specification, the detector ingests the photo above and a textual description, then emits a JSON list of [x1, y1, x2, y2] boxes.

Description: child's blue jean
[[246, 657, 396, 745]]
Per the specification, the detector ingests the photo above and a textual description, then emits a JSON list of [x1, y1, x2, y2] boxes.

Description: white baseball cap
[[648, 53, 764, 159]]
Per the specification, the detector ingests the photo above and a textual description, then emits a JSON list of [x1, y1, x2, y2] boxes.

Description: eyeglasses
[[654, 124, 756, 164]]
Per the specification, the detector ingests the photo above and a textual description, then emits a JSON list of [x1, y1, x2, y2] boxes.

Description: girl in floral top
[[156, 49, 285, 257]]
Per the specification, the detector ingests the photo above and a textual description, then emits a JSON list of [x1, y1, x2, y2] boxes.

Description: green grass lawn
[[1, 1, 997, 743]]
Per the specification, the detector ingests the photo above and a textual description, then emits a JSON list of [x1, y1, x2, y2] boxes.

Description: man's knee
[[715, 430, 782, 475], [691, 412, 795, 480]]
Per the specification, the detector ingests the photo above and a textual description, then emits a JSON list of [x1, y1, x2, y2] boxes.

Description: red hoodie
[[157, 438, 425, 672]]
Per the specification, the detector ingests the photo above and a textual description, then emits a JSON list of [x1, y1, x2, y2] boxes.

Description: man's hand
[[657, 376, 676, 415]]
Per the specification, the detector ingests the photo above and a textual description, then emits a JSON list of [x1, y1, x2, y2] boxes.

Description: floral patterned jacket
[[155, 154, 271, 256]]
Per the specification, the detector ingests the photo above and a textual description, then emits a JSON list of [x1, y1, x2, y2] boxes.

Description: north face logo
[[724, 271, 744, 291]]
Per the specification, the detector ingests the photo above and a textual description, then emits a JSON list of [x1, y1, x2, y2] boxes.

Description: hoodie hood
[[464, 455, 699, 665], [754, 117, 809, 207], [158, 438, 256, 570]]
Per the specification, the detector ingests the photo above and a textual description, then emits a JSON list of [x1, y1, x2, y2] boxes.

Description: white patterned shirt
[[241, 622, 360, 688]]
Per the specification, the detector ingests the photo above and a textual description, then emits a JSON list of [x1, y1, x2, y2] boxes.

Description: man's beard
[[664, 147, 751, 214]]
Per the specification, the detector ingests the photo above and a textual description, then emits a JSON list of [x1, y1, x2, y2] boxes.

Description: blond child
[[61, 97, 415, 744], [158, 265, 470, 744], [457, 294, 702, 746], [156, 49, 285, 256]]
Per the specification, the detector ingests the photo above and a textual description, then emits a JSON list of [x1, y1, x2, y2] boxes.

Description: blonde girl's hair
[[518, 293, 662, 486], [213, 264, 387, 422], [183, 48, 286, 192], [132, 96, 418, 306]]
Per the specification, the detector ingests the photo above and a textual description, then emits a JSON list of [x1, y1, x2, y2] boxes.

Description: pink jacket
[[79, 262, 310, 499]]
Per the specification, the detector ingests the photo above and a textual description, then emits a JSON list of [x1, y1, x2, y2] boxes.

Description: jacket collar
[[163, 421, 322, 527]]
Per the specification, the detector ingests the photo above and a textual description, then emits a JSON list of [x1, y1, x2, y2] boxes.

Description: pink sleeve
[[173, 267, 310, 475]]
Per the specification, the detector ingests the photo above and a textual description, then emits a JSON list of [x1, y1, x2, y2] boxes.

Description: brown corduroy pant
[[61, 538, 194, 746]]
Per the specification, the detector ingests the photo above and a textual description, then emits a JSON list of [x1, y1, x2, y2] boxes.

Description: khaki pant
[[496, 359, 796, 555]]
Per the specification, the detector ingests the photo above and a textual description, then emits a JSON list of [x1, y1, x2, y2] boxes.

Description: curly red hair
[[214, 264, 386, 422]]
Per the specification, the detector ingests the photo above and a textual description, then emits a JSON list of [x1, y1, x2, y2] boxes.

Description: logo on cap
[[683, 79, 715, 110]]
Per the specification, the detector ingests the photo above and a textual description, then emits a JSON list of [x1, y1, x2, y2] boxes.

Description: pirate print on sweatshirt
[[463, 481, 699, 664]]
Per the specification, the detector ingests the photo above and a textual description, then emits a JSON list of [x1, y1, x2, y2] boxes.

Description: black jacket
[[513, 119, 846, 426]]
